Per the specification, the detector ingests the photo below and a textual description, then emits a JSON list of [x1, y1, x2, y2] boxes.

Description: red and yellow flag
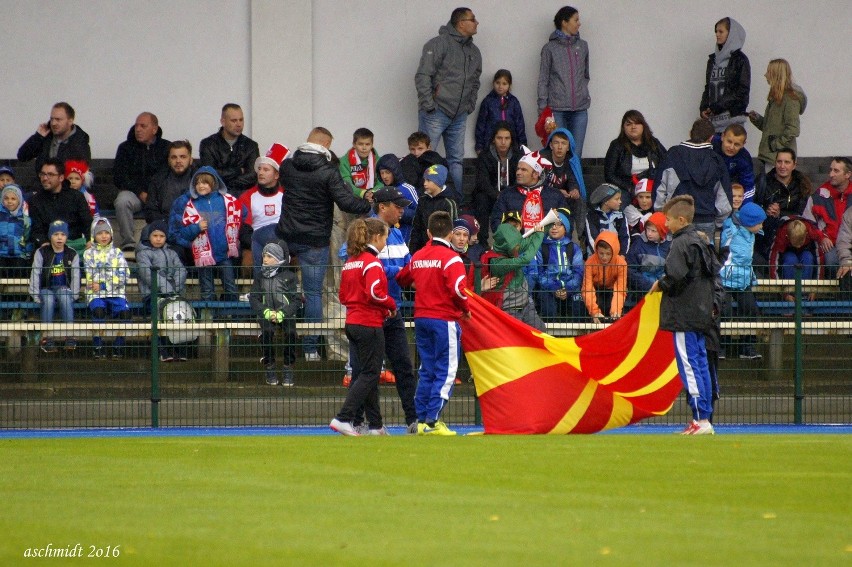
[[460, 291, 681, 434]]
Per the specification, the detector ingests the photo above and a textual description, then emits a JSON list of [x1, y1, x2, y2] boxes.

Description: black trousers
[[352, 313, 418, 426], [336, 324, 384, 426], [381, 312, 417, 425]]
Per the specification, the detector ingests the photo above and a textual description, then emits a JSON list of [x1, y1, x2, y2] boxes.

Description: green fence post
[[151, 268, 160, 428], [793, 264, 803, 424]]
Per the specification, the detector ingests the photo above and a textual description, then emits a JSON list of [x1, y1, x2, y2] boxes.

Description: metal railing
[[1, 263, 850, 429]]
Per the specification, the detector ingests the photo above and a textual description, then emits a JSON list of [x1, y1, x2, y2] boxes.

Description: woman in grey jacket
[[537, 6, 590, 159]]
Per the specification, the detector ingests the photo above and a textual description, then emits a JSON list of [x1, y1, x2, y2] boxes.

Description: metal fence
[[1, 263, 850, 429]]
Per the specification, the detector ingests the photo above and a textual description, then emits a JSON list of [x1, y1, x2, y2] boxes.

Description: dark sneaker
[[111, 348, 124, 359], [265, 364, 279, 386], [159, 354, 173, 362], [93, 347, 106, 359], [40, 339, 57, 353], [281, 365, 295, 387], [64, 338, 77, 351]]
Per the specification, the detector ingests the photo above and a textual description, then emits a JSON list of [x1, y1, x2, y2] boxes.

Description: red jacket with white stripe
[[339, 247, 396, 327], [396, 239, 469, 321]]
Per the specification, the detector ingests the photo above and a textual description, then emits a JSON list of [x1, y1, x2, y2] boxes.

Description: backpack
[[479, 250, 514, 307]]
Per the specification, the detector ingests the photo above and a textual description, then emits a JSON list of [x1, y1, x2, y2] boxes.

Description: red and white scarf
[[517, 186, 544, 230], [348, 148, 375, 191], [182, 194, 241, 267]]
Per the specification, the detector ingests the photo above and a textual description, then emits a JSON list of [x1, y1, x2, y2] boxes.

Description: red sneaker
[[379, 369, 396, 384], [680, 420, 701, 435]]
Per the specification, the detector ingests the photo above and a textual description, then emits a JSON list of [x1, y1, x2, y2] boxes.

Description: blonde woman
[[748, 59, 807, 171]]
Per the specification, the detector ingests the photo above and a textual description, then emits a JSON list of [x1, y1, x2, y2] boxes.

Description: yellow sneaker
[[423, 421, 457, 436], [416, 422, 429, 435]]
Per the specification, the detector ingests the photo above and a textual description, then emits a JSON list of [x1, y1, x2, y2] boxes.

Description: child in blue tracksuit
[[712, 124, 756, 204], [0, 184, 33, 276], [534, 208, 583, 319], [626, 211, 671, 298], [474, 69, 527, 154], [720, 202, 767, 359], [169, 166, 248, 301], [375, 154, 418, 244]]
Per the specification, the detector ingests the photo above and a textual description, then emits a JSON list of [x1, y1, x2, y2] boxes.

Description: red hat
[[255, 143, 289, 172], [535, 107, 556, 147], [64, 160, 89, 178], [634, 178, 654, 195], [646, 211, 668, 239]]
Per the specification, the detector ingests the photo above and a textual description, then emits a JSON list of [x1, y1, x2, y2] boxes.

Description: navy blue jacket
[[625, 233, 670, 291], [711, 134, 756, 203], [474, 90, 527, 153]]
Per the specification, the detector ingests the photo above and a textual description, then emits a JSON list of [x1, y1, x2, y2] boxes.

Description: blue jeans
[[418, 108, 467, 201], [552, 109, 588, 160], [780, 250, 815, 279], [40, 288, 74, 323], [287, 242, 329, 354], [251, 224, 280, 278], [198, 259, 237, 301]]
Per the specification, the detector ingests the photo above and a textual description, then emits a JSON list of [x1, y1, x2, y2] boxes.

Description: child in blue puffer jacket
[[0, 184, 33, 276], [720, 202, 766, 359], [533, 208, 584, 319]]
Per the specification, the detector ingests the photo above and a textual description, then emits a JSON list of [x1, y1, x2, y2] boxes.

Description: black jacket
[[17, 125, 91, 175], [409, 191, 458, 254], [29, 186, 94, 246], [113, 125, 170, 196], [604, 137, 667, 195], [658, 225, 720, 334], [144, 165, 196, 223], [700, 50, 751, 117], [250, 267, 303, 333], [754, 169, 811, 217], [472, 145, 520, 204], [399, 150, 458, 201], [276, 146, 371, 248], [198, 128, 260, 195]]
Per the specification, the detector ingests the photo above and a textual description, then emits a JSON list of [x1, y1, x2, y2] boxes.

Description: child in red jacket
[[330, 218, 396, 436], [397, 211, 470, 435]]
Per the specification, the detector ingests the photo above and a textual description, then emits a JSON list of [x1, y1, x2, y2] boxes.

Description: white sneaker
[[680, 420, 715, 435], [238, 293, 250, 302], [330, 418, 360, 436], [305, 352, 321, 362], [368, 426, 390, 436]]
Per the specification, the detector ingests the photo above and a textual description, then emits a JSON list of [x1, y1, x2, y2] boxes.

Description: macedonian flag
[[460, 291, 681, 434]]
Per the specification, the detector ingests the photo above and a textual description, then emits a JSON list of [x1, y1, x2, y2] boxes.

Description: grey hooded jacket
[[415, 22, 482, 118]]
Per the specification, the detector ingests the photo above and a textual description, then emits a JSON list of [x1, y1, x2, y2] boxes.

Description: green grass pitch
[[1, 435, 849, 566]]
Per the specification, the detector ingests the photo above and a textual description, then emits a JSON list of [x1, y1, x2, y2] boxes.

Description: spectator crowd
[[2, 6, 850, 408]]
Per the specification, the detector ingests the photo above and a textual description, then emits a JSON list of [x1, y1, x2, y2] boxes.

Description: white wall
[[1, 0, 250, 159], [2, 0, 850, 162]]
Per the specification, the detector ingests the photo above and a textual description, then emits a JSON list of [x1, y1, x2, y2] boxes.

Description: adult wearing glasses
[[28, 158, 93, 254], [17, 102, 91, 176], [415, 7, 482, 202]]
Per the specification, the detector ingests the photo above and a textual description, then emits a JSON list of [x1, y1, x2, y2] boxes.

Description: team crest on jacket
[[264, 204, 276, 216]]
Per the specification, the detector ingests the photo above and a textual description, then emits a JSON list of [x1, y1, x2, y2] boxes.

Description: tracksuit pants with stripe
[[414, 317, 461, 423], [673, 331, 714, 421]]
